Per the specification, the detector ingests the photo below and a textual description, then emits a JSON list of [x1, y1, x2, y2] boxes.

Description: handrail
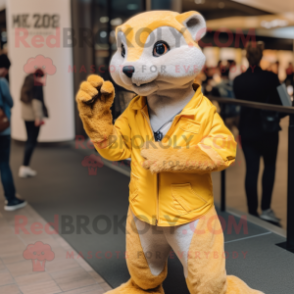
[[207, 95, 294, 114], [207, 95, 294, 252]]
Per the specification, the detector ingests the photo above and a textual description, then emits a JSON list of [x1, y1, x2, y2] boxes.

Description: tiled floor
[[0, 203, 112, 294]]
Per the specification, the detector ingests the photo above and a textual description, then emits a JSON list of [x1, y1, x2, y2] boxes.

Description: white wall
[[6, 0, 75, 142], [0, 0, 5, 11]]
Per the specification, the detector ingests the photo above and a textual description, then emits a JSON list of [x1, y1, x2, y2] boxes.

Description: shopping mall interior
[[0, 0, 294, 293]]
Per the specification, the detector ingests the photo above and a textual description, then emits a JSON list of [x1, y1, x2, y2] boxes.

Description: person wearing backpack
[[0, 54, 27, 211], [19, 69, 48, 178]]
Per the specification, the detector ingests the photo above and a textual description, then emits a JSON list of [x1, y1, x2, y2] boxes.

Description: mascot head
[[110, 10, 206, 96]]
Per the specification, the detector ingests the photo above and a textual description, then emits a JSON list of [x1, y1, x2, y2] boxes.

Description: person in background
[[285, 62, 293, 76], [228, 60, 242, 81], [267, 61, 280, 75], [233, 41, 284, 225], [211, 60, 240, 133], [284, 62, 294, 87], [274, 60, 280, 76], [19, 69, 48, 178], [0, 54, 27, 211]]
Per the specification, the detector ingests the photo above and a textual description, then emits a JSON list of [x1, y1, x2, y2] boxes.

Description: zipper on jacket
[[141, 110, 182, 226], [141, 109, 159, 226], [156, 173, 159, 226]]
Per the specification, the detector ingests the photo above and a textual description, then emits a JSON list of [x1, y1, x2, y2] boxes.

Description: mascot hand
[[76, 75, 115, 143], [141, 142, 217, 174], [141, 142, 170, 173]]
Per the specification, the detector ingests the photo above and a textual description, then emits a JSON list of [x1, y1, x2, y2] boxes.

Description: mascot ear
[[176, 11, 206, 42]]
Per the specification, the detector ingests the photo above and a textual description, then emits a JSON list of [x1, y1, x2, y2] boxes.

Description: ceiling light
[[195, 0, 205, 3], [261, 19, 289, 29]]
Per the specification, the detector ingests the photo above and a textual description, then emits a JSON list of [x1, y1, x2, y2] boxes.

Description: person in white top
[[19, 69, 48, 178]]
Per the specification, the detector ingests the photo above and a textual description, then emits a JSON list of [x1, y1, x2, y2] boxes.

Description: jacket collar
[[246, 65, 262, 74], [131, 83, 203, 118]]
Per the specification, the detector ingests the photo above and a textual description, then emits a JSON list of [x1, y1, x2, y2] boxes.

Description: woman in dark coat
[[233, 41, 284, 224]]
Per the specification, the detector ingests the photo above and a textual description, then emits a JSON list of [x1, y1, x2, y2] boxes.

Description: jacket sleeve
[[198, 107, 237, 171], [0, 79, 13, 108], [268, 73, 282, 106], [232, 78, 240, 100], [32, 99, 43, 120], [95, 108, 132, 161]]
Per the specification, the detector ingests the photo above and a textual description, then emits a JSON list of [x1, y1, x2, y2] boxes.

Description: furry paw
[[76, 75, 115, 108], [141, 142, 173, 174], [75, 75, 115, 143], [141, 142, 218, 174]]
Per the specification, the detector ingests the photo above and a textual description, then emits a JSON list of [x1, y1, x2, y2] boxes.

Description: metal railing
[[208, 95, 294, 252]]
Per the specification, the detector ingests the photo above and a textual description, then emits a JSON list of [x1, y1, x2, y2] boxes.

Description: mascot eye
[[153, 41, 169, 57], [121, 44, 126, 58]]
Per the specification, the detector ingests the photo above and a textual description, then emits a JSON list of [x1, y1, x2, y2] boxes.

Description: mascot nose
[[122, 66, 135, 78]]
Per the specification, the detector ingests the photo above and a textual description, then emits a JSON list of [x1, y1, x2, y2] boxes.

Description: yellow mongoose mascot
[[76, 10, 264, 294]]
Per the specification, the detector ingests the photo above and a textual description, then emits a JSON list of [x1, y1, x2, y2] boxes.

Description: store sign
[[6, 0, 74, 142], [12, 14, 60, 29]]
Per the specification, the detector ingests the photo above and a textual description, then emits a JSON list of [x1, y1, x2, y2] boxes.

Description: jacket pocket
[[129, 173, 139, 201], [171, 183, 207, 213], [178, 118, 201, 134]]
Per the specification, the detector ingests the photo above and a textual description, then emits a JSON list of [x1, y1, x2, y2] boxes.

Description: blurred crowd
[[195, 41, 293, 226], [195, 48, 293, 138]]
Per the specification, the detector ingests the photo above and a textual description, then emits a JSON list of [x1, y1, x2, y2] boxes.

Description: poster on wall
[[6, 0, 75, 142]]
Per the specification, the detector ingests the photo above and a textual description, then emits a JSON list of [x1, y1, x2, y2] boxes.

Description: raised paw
[[87, 74, 104, 88], [101, 80, 115, 95], [75, 74, 115, 141], [77, 81, 99, 105], [76, 75, 115, 107]]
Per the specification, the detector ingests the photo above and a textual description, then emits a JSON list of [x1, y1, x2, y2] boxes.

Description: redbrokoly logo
[[23, 241, 55, 272], [23, 55, 57, 86]]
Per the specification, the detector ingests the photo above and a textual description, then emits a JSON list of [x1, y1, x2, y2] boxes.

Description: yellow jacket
[[97, 85, 236, 226]]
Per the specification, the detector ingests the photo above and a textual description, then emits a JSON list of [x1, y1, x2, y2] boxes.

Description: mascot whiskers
[[76, 10, 264, 294]]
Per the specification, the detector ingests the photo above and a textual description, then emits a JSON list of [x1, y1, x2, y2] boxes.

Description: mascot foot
[[227, 276, 265, 294], [104, 279, 164, 294]]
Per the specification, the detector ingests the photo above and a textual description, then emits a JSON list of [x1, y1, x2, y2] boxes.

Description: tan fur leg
[[105, 208, 167, 294], [186, 206, 264, 294], [126, 208, 167, 291]]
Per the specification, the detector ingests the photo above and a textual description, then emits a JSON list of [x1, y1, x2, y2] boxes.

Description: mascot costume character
[[76, 10, 264, 294]]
